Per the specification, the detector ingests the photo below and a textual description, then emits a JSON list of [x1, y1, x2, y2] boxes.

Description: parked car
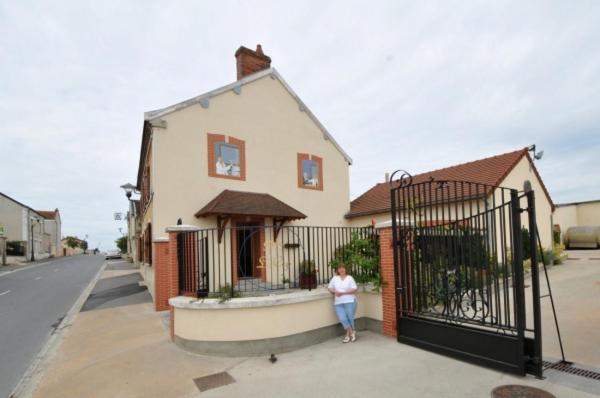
[[564, 226, 600, 249], [105, 250, 122, 260]]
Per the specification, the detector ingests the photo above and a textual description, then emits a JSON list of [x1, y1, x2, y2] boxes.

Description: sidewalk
[[31, 264, 600, 398]]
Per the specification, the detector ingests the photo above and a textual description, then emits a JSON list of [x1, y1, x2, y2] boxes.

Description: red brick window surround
[[297, 153, 323, 191], [207, 133, 246, 181]]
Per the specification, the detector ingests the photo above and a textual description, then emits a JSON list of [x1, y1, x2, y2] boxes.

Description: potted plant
[[282, 277, 291, 289], [299, 259, 317, 289]]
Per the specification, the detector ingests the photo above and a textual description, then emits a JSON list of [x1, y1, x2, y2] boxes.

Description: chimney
[[384, 172, 390, 182], [235, 44, 272, 80]]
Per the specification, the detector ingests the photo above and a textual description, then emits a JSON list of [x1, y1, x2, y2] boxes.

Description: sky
[[1, 1, 599, 250]]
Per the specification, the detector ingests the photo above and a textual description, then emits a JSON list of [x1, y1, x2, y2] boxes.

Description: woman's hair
[[336, 263, 347, 274]]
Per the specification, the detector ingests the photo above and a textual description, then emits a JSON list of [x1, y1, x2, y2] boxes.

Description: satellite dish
[[535, 150, 544, 160], [523, 180, 532, 192]]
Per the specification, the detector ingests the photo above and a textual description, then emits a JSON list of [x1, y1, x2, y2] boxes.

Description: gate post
[[510, 190, 526, 374], [526, 190, 543, 378], [376, 224, 397, 337]]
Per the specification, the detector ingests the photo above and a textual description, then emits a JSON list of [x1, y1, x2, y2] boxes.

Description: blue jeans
[[335, 300, 357, 330]]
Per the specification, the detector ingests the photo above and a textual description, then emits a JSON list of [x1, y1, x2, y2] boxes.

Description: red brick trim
[[153, 234, 179, 312], [378, 227, 397, 337], [207, 133, 246, 181], [297, 153, 324, 191]]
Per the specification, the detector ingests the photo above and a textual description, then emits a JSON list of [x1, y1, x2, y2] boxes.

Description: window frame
[[297, 153, 323, 191], [207, 133, 246, 181]]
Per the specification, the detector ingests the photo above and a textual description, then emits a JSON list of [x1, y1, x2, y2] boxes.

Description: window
[[215, 142, 241, 177], [208, 133, 246, 180], [297, 153, 323, 190]]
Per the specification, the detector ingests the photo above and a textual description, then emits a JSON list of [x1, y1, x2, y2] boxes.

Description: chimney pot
[[385, 172, 390, 182], [235, 44, 272, 80]]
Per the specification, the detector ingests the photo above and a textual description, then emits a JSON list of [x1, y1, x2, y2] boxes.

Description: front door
[[237, 226, 256, 278]]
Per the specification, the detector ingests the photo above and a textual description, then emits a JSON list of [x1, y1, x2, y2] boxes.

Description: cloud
[[1, 0, 599, 248]]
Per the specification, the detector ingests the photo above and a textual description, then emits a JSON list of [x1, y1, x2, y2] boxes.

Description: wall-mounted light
[[528, 144, 544, 160]]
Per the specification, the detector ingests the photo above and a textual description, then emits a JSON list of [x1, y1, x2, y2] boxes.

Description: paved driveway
[[528, 249, 600, 367]]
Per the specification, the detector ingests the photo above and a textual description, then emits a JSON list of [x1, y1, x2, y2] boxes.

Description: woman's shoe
[[342, 336, 350, 343], [350, 332, 356, 342]]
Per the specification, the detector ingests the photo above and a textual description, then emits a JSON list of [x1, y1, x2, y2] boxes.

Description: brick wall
[[153, 233, 179, 311], [378, 227, 397, 337]]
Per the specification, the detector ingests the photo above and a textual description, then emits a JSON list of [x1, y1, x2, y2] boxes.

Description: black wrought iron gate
[[390, 173, 542, 377]]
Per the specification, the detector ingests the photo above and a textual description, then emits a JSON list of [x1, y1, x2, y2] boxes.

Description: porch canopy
[[194, 190, 307, 242]]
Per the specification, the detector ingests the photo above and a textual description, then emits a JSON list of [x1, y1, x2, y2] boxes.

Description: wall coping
[[165, 224, 201, 233], [374, 219, 413, 229], [153, 237, 169, 242], [169, 286, 381, 310]]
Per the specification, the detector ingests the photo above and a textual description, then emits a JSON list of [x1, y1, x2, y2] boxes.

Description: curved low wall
[[169, 288, 382, 356]]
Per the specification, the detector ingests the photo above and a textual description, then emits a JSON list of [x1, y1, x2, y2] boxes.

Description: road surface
[[0, 255, 104, 398]]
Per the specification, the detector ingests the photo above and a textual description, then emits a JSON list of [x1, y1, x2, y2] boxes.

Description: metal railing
[[177, 225, 378, 298]]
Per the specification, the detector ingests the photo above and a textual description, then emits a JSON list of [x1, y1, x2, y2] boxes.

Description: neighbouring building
[[135, 45, 353, 303], [346, 148, 556, 249], [37, 209, 62, 257], [554, 199, 600, 240], [126, 199, 141, 263], [0, 192, 50, 261], [61, 237, 85, 256]]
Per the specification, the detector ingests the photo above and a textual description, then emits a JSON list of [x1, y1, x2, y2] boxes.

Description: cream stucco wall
[[499, 157, 554, 249], [149, 74, 351, 239], [554, 201, 600, 240], [173, 290, 381, 342], [0, 195, 25, 241]]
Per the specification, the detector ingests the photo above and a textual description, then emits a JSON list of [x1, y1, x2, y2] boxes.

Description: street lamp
[[30, 218, 40, 262], [120, 183, 138, 200]]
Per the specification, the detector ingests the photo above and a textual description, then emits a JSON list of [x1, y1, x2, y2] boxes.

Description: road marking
[[35, 276, 42, 280], [0, 290, 10, 296]]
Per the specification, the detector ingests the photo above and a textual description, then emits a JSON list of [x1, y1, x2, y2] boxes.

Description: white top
[[328, 275, 357, 305]]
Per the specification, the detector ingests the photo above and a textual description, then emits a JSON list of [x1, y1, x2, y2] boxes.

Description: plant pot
[[299, 273, 317, 289]]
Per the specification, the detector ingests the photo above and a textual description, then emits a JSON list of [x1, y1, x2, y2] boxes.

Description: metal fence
[[177, 225, 378, 298]]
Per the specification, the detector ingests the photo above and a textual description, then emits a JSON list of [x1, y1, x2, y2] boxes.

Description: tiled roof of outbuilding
[[347, 148, 554, 218]]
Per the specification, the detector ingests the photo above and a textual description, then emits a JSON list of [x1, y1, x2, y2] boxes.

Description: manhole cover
[[491, 385, 556, 398], [193, 371, 236, 392]]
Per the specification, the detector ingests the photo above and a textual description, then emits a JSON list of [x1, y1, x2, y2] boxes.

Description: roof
[[347, 148, 555, 218], [195, 190, 307, 220], [0, 192, 44, 218], [37, 209, 59, 220], [140, 67, 352, 170], [556, 198, 600, 207]]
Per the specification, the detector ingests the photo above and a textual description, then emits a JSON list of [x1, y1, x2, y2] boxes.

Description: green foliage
[[553, 230, 561, 245], [522, 228, 532, 260], [64, 236, 80, 249], [299, 259, 316, 275], [329, 232, 380, 284], [80, 240, 88, 251], [216, 284, 240, 303], [115, 236, 127, 253]]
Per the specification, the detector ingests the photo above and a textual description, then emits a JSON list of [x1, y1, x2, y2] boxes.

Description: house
[[37, 209, 62, 257], [346, 148, 556, 249], [135, 45, 355, 304], [61, 237, 85, 256], [125, 199, 141, 263], [554, 199, 600, 241], [0, 192, 50, 261]]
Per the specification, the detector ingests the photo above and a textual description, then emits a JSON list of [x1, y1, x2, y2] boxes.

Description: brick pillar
[[153, 233, 179, 311], [378, 227, 397, 337]]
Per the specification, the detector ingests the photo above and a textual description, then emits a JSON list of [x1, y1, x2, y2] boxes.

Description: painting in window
[[302, 159, 319, 187], [214, 142, 240, 177]]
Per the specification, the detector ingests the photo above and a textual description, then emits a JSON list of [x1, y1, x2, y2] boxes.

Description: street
[[0, 255, 105, 398]]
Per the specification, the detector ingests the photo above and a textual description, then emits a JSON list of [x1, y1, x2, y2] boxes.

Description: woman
[[328, 264, 358, 343]]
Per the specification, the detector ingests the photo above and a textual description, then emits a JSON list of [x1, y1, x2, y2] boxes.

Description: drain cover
[[491, 385, 556, 398], [193, 371, 236, 392]]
